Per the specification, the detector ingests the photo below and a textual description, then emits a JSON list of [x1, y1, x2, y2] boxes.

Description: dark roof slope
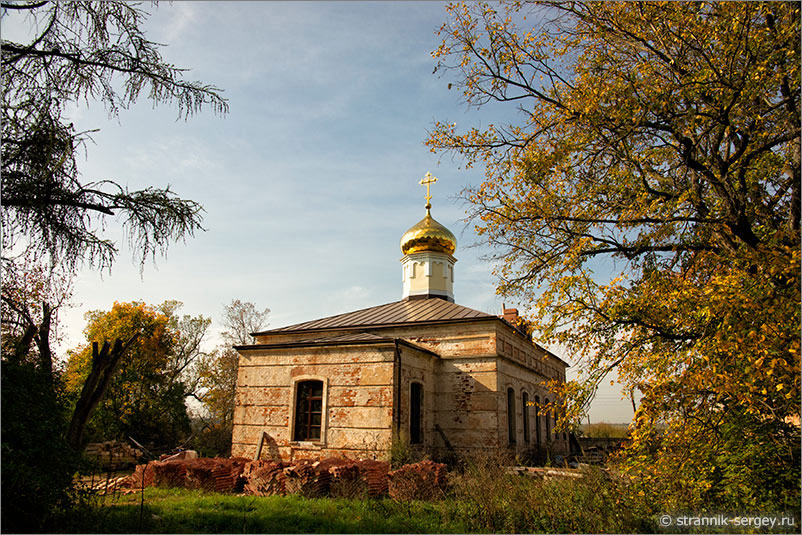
[[254, 298, 495, 335], [235, 331, 439, 356]]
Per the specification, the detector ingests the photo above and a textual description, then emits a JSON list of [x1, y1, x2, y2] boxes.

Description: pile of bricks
[[388, 460, 448, 501], [84, 441, 142, 471], [128, 461, 155, 488], [240, 458, 389, 498], [241, 460, 288, 496], [318, 458, 364, 498], [124, 456, 448, 500], [124, 457, 250, 492], [352, 459, 390, 497], [77, 474, 134, 495], [184, 457, 250, 492], [283, 460, 332, 497]]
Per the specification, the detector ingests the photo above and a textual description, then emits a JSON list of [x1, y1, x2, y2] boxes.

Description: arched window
[[522, 391, 530, 443], [507, 387, 516, 444], [544, 397, 551, 439], [410, 381, 423, 444], [534, 395, 541, 446], [293, 380, 323, 441]]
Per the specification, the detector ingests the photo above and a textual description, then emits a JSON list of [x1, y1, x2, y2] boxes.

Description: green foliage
[[1, 360, 81, 532], [429, 0, 801, 512], [444, 453, 654, 533], [64, 301, 209, 449], [622, 409, 801, 512], [189, 417, 233, 458], [191, 348, 237, 456], [389, 429, 427, 469], [192, 300, 269, 457]]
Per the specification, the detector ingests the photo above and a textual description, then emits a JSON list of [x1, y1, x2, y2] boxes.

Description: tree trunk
[[66, 335, 139, 450], [36, 302, 53, 376]]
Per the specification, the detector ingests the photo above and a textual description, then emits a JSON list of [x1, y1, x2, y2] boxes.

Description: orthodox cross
[[420, 172, 438, 209]]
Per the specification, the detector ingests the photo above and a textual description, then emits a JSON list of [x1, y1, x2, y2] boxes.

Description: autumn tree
[[429, 1, 800, 510], [64, 301, 210, 449], [192, 300, 270, 456]]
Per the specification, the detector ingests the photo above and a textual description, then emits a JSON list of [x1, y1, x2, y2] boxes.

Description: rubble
[[388, 460, 448, 501], [126, 456, 403, 500], [352, 459, 390, 497], [283, 460, 331, 497], [124, 457, 249, 492], [241, 460, 288, 496], [84, 441, 142, 471], [159, 450, 198, 462]]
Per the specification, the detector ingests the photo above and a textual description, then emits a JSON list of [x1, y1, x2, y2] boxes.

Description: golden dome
[[400, 210, 457, 256]]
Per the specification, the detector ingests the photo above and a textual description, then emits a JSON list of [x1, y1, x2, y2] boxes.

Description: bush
[[443, 452, 655, 533], [388, 430, 426, 469], [1, 361, 82, 532], [190, 420, 233, 458], [621, 413, 801, 513]]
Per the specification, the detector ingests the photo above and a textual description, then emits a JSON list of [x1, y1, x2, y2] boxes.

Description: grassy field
[[50, 465, 657, 534], [52, 488, 465, 534], [578, 422, 631, 438]]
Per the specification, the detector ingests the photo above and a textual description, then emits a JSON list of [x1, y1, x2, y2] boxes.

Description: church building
[[231, 174, 569, 461]]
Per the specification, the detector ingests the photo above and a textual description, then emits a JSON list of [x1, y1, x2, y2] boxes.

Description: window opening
[[507, 387, 516, 444], [410, 382, 423, 444], [522, 391, 530, 443], [535, 395, 541, 446], [294, 380, 323, 441]]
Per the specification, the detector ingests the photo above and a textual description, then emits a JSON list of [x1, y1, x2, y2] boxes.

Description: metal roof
[[254, 298, 496, 335], [235, 331, 440, 356]]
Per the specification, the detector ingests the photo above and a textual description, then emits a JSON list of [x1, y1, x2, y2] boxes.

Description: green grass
[[47, 460, 799, 534], [50, 488, 466, 533]]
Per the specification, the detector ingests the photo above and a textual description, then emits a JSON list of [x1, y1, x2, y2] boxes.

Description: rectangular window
[[294, 380, 323, 441], [535, 396, 541, 446], [410, 382, 423, 444]]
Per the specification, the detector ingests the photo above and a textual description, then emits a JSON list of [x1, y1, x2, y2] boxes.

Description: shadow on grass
[[49, 489, 461, 534]]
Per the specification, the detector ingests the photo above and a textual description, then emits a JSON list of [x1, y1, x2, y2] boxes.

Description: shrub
[[388, 429, 426, 469], [443, 452, 655, 533], [1, 361, 82, 532]]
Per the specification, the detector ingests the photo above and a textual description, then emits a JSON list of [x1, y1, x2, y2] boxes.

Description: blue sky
[[7, 1, 633, 423]]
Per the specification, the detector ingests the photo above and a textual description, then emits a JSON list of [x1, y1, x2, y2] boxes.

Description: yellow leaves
[[432, 0, 801, 450]]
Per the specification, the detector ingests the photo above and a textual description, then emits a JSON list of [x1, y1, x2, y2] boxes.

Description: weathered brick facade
[[231, 300, 569, 461]]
